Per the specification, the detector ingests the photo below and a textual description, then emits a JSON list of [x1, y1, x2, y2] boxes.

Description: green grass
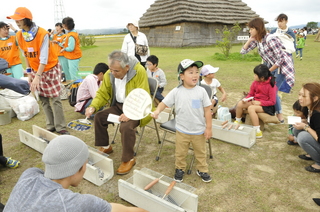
[[1, 35, 320, 211]]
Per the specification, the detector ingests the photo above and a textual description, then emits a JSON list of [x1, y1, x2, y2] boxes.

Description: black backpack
[[68, 79, 83, 107]]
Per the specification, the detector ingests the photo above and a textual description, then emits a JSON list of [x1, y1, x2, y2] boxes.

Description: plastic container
[[217, 106, 231, 122]]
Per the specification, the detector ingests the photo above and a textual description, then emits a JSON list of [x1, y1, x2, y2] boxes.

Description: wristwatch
[[304, 124, 310, 132]]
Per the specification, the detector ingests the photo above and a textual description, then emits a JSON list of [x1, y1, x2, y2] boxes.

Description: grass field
[[1, 35, 320, 211]]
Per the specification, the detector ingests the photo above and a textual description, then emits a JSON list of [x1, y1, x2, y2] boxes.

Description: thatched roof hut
[[139, 0, 265, 47]]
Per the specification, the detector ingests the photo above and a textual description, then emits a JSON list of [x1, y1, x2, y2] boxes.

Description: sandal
[[305, 165, 320, 173], [299, 154, 313, 160]]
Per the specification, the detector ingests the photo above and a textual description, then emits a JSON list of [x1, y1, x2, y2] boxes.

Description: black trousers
[[0, 134, 7, 166]]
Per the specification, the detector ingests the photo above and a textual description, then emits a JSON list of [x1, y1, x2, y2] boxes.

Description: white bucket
[[0, 107, 11, 125]]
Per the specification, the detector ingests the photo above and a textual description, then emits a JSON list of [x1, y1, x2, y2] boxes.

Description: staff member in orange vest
[[7, 7, 69, 135], [61, 17, 82, 80], [51, 22, 68, 80], [0, 22, 23, 79]]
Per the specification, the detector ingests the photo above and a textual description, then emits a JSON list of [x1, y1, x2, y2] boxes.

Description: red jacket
[[246, 77, 277, 106]]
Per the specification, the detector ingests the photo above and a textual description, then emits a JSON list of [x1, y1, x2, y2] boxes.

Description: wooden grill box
[[119, 168, 198, 212], [19, 125, 114, 186]]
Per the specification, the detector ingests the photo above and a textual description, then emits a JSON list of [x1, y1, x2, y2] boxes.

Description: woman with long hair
[[293, 83, 320, 172]]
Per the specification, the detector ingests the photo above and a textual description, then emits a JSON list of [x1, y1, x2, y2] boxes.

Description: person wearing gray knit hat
[[4, 135, 148, 212], [42, 135, 89, 179]]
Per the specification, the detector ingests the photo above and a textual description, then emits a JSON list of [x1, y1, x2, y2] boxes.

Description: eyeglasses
[[145, 63, 152, 66]]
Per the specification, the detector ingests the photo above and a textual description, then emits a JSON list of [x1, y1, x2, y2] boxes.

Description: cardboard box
[[119, 168, 198, 212], [212, 119, 256, 148], [19, 125, 114, 186]]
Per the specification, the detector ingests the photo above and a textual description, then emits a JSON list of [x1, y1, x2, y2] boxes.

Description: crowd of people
[[1, 6, 319, 210]]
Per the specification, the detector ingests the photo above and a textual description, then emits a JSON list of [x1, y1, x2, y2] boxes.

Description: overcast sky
[[1, 0, 319, 30]]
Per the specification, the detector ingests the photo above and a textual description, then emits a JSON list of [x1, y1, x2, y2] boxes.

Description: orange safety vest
[[52, 33, 66, 57], [63, 31, 82, 60], [16, 27, 58, 72], [0, 36, 22, 67]]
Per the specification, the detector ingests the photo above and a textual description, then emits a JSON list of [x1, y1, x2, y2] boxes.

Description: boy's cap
[[127, 20, 139, 30], [200, 65, 219, 76], [177, 59, 203, 74], [7, 7, 33, 20], [42, 135, 89, 180]]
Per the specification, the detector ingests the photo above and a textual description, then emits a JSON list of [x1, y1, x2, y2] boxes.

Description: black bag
[[68, 79, 83, 107], [0, 58, 8, 74], [129, 33, 148, 56]]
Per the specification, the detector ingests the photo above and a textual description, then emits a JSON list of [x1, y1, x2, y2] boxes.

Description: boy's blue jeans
[[296, 48, 303, 57]]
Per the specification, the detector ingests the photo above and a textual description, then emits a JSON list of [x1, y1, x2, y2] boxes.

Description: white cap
[[200, 65, 219, 76]]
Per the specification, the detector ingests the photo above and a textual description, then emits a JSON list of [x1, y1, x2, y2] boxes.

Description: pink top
[[245, 77, 277, 107], [74, 74, 100, 112]]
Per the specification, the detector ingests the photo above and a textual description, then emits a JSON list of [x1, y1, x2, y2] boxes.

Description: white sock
[[103, 145, 110, 148], [236, 117, 242, 122], [253, 126, 261, 132]]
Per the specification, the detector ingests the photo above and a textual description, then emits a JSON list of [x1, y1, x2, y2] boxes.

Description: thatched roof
[[139, 0, 264, 27]]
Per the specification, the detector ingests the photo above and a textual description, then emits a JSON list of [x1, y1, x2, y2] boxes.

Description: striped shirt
[[240, 33, 295, 88]]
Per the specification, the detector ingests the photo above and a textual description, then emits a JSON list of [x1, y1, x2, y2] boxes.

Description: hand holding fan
[[123, 88, 152, 120]]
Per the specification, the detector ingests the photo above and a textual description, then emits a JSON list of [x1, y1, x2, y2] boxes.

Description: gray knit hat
[[42, 135, 89, 180]]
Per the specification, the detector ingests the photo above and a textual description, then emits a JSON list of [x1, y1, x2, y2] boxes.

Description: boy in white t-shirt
[[200, 65, 227, 113], [152, 59, 212, 183]]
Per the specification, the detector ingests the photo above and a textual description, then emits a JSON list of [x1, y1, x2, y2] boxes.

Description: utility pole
[[54, 0, 66, 24]]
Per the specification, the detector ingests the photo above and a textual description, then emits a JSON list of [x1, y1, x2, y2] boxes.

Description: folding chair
[[111, 77, 161, 156], [155, 84, 213, 174]]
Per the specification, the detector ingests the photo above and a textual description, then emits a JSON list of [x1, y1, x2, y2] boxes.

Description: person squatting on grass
[[240, 17, 295, 124], [7, 7, 69, 135], [85, 50, 151, 175], [3, 135, 147, 212], [233, 64, 277, 139], [287, 100, 307, 145], [292, 83, 320, 173], [152, 59, 212, 183]]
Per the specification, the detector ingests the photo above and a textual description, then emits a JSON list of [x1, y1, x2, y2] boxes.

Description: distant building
[[139, 0, 265, 47]]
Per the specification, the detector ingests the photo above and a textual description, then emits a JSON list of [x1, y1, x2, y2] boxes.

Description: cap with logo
[[177, 59, 203, 74], [7, 7, 33, 20]]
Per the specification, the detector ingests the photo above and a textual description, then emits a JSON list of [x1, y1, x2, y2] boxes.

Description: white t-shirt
[[200, 78, 221, 96], [162, 85, 211, 134]]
